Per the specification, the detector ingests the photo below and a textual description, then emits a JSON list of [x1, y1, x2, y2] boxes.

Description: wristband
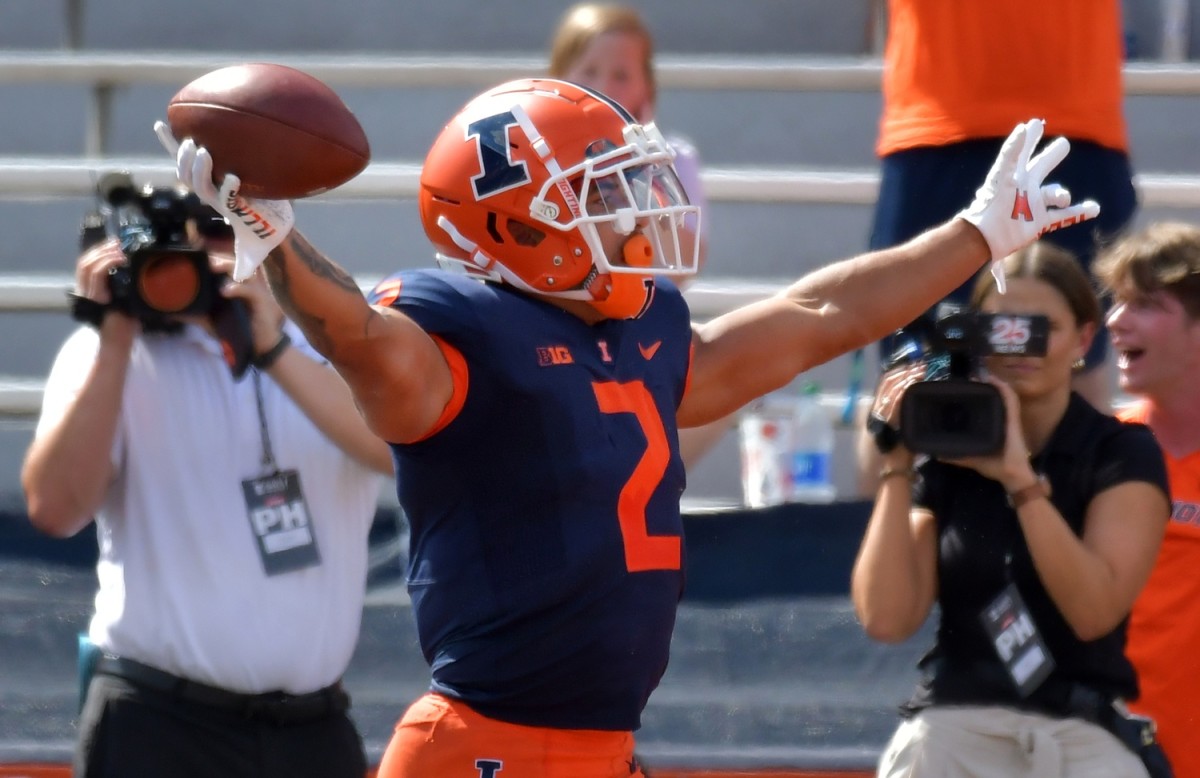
[[867, 413, 902, 454], [251, 332, 291, 371], [878, 466, 915, 484], [68, 293, 109, 327], [1007, 475, 1050, 509]]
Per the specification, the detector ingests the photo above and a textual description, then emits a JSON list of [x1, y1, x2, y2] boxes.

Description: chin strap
[[584, 235, 656, 319]]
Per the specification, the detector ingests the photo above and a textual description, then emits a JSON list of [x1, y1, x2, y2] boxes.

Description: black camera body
[[892, 306, 1049, 458], [76, 172, 253, 377], [80, 172, 234, 325]]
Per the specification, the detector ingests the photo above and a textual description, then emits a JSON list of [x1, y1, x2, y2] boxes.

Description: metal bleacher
[[3, 0, 1200, 772], [5, 1, 1200, 505]]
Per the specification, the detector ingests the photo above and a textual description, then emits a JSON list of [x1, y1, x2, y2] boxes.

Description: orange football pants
[[376, 692, 645, 778]]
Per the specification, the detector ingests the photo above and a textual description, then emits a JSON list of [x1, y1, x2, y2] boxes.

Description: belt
[[94, 655, 349, 725]]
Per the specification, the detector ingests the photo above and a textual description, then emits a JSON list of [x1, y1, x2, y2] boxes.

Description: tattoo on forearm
[[264, 235, 360, 358]]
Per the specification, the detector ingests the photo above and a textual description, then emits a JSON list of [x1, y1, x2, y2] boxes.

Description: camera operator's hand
[[208, 254, 286, 357], [73, 238, 139, 344], [74, 238, 127, 306], [870, 362, 926, 431], [957, 119, 1101, 293], [941, 376, 1037, 489], [868, 361, 925, 470], [154, 121, 294, 284]]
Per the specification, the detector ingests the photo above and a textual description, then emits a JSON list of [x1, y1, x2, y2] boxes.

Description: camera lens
[[137, 254, 202, 314], [933, 400, 974, 433]]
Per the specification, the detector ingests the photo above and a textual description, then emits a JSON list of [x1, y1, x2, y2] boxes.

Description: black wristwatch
[[68, 293, 109, 327], [867, 413, 901, 454], [251, 332, 292, 371]]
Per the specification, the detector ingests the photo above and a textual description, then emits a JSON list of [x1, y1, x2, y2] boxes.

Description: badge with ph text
[[241, 469, 320, 576], [979, 583, 1055, 697]]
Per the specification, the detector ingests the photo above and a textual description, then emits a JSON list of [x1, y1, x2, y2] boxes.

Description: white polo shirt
[[37, 322, 384, 695]]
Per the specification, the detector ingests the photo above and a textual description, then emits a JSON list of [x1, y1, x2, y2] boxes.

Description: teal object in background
[[77, 632, 101, 714]]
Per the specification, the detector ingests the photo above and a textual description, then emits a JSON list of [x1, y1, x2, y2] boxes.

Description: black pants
[[76, 673, 368, 778]]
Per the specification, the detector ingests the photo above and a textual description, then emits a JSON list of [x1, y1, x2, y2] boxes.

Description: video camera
[[75, 172, 253, 377], [886, 304, 1049, 458]]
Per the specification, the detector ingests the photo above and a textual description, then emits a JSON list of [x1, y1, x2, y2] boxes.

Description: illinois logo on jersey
[[536, 345, 574, 366]]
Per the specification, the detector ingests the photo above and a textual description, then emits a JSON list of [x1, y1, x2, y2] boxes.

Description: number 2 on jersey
[[592, 380, 682, 572]]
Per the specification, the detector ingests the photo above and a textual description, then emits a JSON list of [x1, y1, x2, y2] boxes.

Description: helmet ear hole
[[506, 219, 546, 248]]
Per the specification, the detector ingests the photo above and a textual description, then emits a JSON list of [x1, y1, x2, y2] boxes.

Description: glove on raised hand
[[957, 118, 1101, 293], [154, 120, 295, 282]]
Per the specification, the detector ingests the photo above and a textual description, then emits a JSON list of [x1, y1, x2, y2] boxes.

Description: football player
[[158, 78, 1098, 777]]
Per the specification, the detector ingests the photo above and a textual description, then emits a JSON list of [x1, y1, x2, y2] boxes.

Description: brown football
[[167, 63, 371, 200]]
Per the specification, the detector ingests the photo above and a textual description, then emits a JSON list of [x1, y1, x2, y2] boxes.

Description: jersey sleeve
[[1093, 421, 1170, 499]]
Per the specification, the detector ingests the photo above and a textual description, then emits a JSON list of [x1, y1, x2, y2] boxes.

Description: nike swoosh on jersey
[[638, 341, 662, 360]]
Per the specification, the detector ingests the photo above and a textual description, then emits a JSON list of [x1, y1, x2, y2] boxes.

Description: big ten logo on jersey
[[241, 470, 321, 575], [476, 759, 503, 778], [536, 345, 574, 366]]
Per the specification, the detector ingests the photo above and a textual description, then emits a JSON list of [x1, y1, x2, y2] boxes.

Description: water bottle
[[738, 395, 793, 508], [788, 382, 836, 503]]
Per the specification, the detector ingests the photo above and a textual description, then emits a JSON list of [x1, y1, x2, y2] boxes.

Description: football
[[167, 63, 371, 200]]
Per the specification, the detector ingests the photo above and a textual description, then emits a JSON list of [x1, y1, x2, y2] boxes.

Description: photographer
[[20, 180, 392, 778], [851, 243, 1172, 777]]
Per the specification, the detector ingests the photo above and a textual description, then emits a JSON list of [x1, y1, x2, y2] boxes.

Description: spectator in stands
[[548, 2, 708, 282], [548, 2, 728, 467], [164, 73, 1097, 776], [1095, 221, 1200, 778], [20, 195, 392, 778], [866, 0, 1137, 411], [852, 243, 1171, 778]]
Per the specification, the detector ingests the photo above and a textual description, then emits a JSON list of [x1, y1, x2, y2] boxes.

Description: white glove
[[154, 120, 295, 282], [956, 118, 1101, 293]]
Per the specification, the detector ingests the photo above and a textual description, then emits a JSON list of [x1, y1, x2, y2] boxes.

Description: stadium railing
[[4, 53, 1200, 418]]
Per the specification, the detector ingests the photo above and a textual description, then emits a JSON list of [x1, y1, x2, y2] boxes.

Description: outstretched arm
[[682, 220, 989, 426], [263, 233, 453, 445], [160, 127, 453, 445], [215, 260, 394, 474], [679, 119, 1099, 427]]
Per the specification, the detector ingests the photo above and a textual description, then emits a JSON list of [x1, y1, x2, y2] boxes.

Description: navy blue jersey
[[382, 270, 691, 731]]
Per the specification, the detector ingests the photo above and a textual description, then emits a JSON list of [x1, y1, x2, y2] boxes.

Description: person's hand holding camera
[[74, 238, 126, 306], [940, 375, 1038, 491], [208, 254, 291, 371], [72, 238, 139, 344], [868, 361, 925, 479]]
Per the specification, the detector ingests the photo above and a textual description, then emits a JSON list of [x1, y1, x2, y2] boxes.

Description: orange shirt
[[1121, 402, 1200, 778], [878, 0, 1128, 156]]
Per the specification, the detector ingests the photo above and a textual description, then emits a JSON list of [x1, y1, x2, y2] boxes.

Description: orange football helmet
[[419, 78, 699, 319]]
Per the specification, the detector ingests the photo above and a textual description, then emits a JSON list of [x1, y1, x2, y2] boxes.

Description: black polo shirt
[[903, 393, 1168, 716]]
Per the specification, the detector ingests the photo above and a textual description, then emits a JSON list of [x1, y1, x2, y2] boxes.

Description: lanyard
[[251, 369, 278, 473]]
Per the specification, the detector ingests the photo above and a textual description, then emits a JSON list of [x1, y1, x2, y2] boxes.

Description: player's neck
[[538, 295, 608, 325]]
